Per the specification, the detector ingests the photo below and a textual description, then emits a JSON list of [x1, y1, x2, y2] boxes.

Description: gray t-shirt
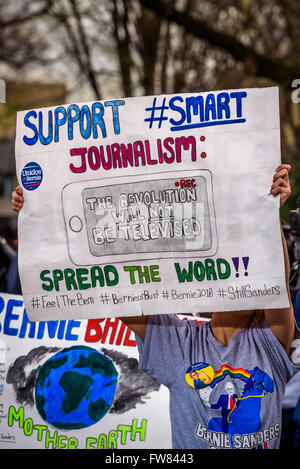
[[136, 314, 297, 449]]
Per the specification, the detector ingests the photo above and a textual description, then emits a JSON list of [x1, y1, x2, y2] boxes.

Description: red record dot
[[201, 152, 206, 158], [200, 136, 205, 142]]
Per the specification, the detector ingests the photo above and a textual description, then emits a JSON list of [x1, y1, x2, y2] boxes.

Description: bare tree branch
[[111, 0, 133, 97], [138, 0, 300, 85], [68, 0, 101, 99]]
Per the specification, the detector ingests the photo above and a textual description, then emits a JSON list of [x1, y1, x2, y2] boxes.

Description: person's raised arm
[[264, 164, 295, 354]]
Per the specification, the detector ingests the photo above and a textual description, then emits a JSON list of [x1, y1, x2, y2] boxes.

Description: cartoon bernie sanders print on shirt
[[186, 362, 275, 449]]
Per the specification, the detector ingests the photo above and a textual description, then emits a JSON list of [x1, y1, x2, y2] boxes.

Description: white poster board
[[15, 87, 289, 321]]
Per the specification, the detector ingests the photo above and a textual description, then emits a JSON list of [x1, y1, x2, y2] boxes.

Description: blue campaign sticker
[[21, 162, 43, 191]]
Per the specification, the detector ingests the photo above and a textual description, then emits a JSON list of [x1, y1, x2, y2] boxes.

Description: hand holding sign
[[270, 164, 291, 207]]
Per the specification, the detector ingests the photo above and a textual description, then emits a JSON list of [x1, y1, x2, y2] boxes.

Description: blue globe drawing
[[35, 346, 118, 430]]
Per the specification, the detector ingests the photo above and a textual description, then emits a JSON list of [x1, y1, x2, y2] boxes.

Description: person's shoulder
[[252, 313, 294, 357], [149, 313, 187, 326]]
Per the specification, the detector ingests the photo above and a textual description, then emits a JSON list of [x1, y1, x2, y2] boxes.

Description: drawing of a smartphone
[[62, 170, 218, 265]]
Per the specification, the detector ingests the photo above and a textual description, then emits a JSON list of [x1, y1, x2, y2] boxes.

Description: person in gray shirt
[[119, 164, 298, 449]]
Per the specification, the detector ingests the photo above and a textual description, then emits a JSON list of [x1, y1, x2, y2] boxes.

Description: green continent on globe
[[59, 371, 93, 414], [88, 397, 111, 422], [74, 351, 118, 378]]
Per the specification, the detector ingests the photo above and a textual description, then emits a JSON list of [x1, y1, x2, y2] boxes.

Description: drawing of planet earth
[[35, 346, 118, 430]]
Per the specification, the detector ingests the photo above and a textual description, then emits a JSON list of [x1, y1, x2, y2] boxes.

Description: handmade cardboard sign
[[0, 294, 299, 449], [0, 293, 172, 449], [15, 87, 289, 321]]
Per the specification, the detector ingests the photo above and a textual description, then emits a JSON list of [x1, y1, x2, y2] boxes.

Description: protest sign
[[0, 293, 173, 449], [0, 294, 299, 450], [15, 86, 289, 321]]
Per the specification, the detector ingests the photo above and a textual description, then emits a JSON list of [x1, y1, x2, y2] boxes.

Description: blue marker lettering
[[80, 105, 92, 139], [217, 92, 230, 119], [68, 104, 80, 140], [186, 96, 204, 123], [37, 320, 59, 339], [230, 91, 247, 117], [65, 320, 80, 341], [204, 93, 217, 121], [104, 100, 125, 135], [39, 111, 53, 145], [169, 96, 186, 126], [23, 100, 127, 145], [0, 296, 4, 332], [57, 321, 67, 340], [19, 310, 36, 339], [54, 107, 67, 142], [3, 299, 23, 336], [91, 102, 106, 139], [23, 111, 38, 146]]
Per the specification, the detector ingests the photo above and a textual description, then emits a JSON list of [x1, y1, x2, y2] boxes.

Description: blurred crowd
[[281, 222, 300, 449]]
